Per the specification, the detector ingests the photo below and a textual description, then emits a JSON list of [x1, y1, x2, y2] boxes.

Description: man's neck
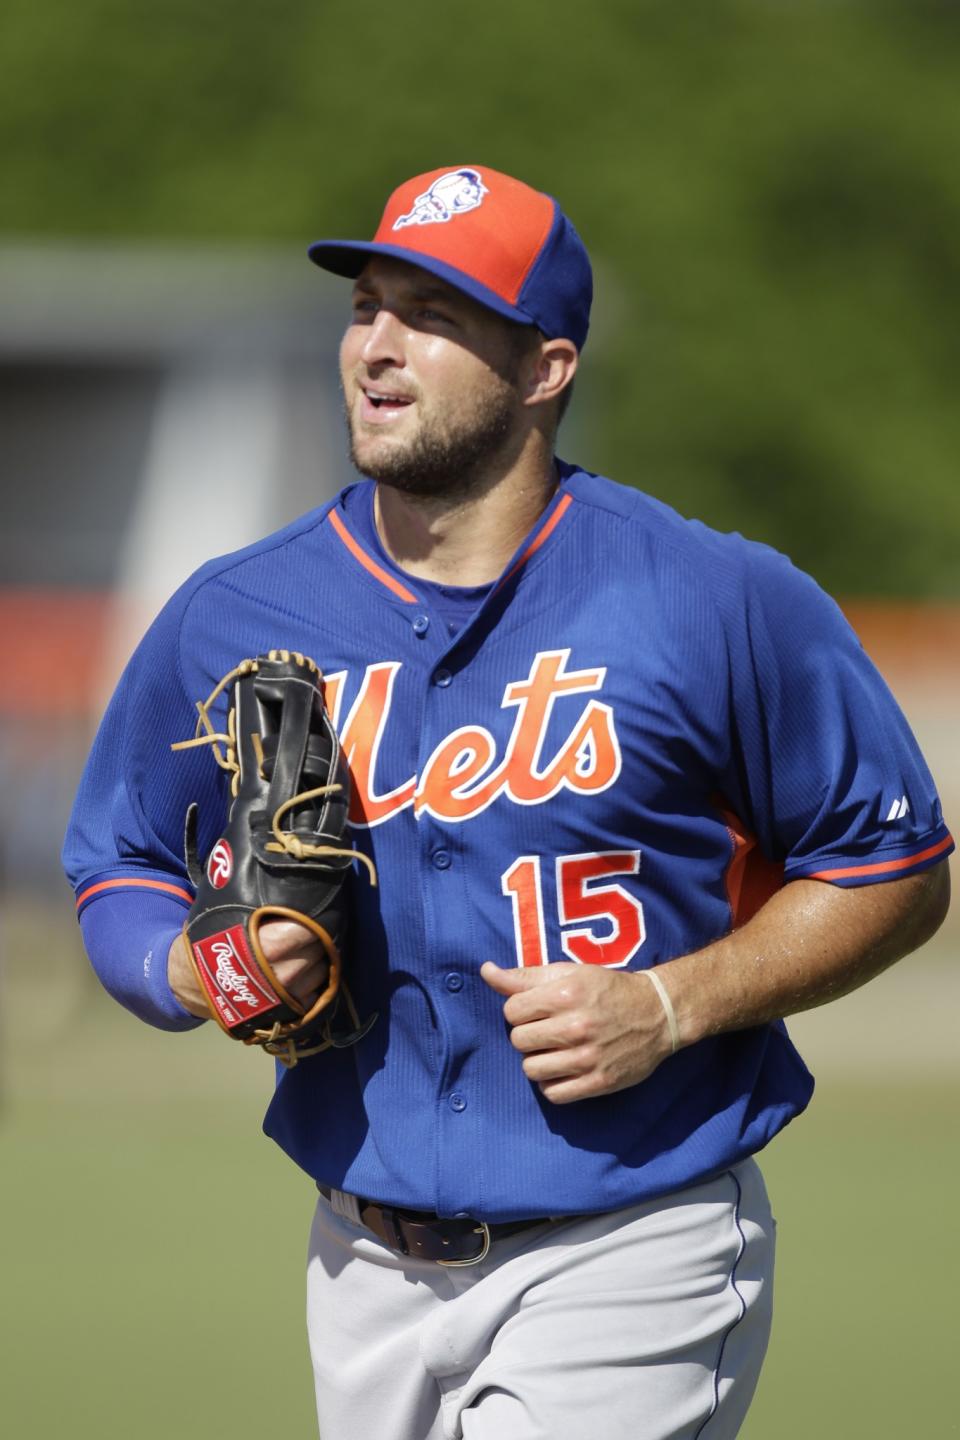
[[373, 449, 559, 587]]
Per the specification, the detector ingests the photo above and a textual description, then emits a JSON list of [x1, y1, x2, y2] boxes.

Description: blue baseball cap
[[308, 164, 593, 351]]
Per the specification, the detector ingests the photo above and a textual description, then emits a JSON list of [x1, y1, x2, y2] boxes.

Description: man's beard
[[345, 380, 519, 502]]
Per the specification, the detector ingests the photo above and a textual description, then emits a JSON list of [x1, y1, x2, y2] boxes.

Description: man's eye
[[416, 307, 453, 324], [352, 298, 378, 317]]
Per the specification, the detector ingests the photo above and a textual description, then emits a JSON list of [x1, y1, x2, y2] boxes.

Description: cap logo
[[392, 168, 489, 231]]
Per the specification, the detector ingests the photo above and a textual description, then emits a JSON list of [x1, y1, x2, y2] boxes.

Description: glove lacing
[[171, 657, 377, 885]]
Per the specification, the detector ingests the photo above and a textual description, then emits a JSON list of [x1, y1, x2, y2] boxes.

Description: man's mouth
[[362, 386, 415, 412]]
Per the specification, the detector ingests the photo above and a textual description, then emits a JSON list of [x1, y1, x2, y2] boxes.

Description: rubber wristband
[[643, 968, 680, 1054]]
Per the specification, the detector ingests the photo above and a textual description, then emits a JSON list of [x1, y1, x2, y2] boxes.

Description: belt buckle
[[437, 1220, 491, 1267]]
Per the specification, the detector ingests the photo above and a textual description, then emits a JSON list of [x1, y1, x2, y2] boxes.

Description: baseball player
[[64, 165, 952, 1439]]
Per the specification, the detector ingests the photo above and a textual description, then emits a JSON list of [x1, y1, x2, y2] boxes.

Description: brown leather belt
[[317, 1185, 553, 1266]]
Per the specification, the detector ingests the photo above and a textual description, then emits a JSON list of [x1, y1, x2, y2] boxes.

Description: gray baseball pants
[[306, 1158, 775, 1440]]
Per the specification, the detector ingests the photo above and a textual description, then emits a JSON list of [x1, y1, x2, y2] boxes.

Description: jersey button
[[445, 972, 463, 992], [433, 668, 453, 687], [431, 849, 451, 870], [412, 614, 430, 636], [449, 1092, 467, 1112]]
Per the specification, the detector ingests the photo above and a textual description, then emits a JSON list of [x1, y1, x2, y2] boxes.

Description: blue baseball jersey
[[63, 464, 953, 1221]]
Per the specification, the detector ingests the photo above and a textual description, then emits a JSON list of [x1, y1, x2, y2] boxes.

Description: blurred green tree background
[[3, 0, 958, 596]]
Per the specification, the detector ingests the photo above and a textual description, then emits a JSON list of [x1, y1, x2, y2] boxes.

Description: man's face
[[339, 256, 534, 499]]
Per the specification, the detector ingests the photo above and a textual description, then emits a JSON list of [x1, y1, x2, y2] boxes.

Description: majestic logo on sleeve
[[884, 794, 910, 823], [392, 169, 489, 229], [321, 649, 621, 828]]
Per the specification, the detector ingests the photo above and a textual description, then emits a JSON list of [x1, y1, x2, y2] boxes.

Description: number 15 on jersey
[[501, 851, 645, 968]]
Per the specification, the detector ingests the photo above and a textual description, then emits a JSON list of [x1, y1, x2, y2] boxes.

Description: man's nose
[[360, 307, 405, 368]]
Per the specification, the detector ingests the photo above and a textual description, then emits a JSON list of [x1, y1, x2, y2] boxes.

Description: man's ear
[[522, 337, 579, 411]]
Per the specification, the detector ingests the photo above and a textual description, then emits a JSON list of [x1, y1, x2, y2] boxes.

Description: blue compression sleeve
[[79, 889, 205, 1032]]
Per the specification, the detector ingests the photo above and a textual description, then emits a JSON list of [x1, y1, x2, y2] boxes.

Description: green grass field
[[2, 908, 956, 1438]]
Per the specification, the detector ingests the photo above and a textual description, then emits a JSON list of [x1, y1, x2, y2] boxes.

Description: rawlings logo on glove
[[171, 650, 377, 1066], [207, 840, 233, 888]]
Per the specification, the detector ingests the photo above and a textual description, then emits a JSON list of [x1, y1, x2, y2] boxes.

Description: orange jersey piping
[[328, 509, 419, 604], [496, 493, 574, 592], [76, 877, 194, 909], [808, 833, 953, 881]]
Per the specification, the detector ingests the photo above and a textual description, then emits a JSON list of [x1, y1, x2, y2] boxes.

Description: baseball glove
[[171, 649, 377, 1067]]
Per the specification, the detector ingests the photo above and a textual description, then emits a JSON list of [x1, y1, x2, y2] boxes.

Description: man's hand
[[169, 920, 331, 1020], [482, 867, 950, 1104], [480, 961, 676, 1104]]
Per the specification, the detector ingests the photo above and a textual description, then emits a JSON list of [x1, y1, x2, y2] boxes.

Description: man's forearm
[[476, 862, 951, 1104], [666, 863, 951, 1049]]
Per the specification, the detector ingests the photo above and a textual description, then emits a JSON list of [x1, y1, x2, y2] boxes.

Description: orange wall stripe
[[0, 588, 115, 717], [76, 877, 194, 908], [328, 509, 418, 604], [809, 833, 953, 882], [498, 494, 573, 591]]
